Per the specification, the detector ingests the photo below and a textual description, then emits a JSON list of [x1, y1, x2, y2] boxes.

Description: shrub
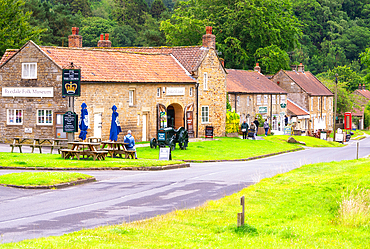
[[226, 111, 240, 133]]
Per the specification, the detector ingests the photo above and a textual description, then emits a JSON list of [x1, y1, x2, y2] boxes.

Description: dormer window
[[22, 63, 37, 79]]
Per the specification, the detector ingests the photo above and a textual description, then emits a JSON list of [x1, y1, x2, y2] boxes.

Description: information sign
[[62, 69, 81, 96], [259, 106, 268, 114], [284, 126, 292, 135], [158, 132, 166, 141], [159, 147, 171, 160], [63, 111, 78, 132], [205, 126, 214, 138]]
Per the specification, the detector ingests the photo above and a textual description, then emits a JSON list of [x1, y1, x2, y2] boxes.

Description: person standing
[[263, 119, 269, 136], [253, 117, 260, 137], [109, 105, 121, 142], [124, 130, 137, 159], [284, 115, 289, 126], [249, 122, 256, 140], [241, 120, 249, 139]]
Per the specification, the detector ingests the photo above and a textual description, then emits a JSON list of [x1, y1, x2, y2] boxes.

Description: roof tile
[[284, 71, 333, 96]]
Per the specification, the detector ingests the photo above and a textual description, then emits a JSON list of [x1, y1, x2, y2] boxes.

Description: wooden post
[[357, 142, 359, 160], [237, 196, 245, 227]]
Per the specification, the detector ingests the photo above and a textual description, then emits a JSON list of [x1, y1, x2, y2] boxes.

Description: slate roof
[[283, 70, 333, 96], [38, 46, 195, 83], [226, 69, 287, 94], [354, 89, 370, 100], [0, 50, 18, 65], [115, 46, 208, 74], [287, 99, 309, 116]]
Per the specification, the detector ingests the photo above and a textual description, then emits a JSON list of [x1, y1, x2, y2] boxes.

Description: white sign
[[159, 147, 171, 160], [2, 87, 54, 97], [166, 87, 185, 96], [25, 128, 32, 133]]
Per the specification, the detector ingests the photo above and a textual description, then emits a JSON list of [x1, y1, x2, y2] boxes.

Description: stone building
[[351, 84, 370, 129], [226, 64, 288, 134], [271, 64, 334, 132], [0, 27, 226, 142]]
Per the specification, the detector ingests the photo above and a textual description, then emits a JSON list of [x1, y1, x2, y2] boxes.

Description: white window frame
[[7, 109, 23, 125], [264, 95, 268, 105], [237, 96, 240, 106], [247, 96, 250, 107], [272, 95, 276, 105], [157, 87, 161, 98], [257, 95, 261, 105], [280, 95, 286, 104], [201, 106, 209, 123], [203, 72, 208, 90], [190, 87, 193, 97], [22, 63, 37, 79], [129, 90, 134, 106], [37, 109, 53, 125]]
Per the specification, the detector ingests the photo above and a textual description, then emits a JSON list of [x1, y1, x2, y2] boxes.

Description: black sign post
[[205, 126, 214, 138], [63, 111, 78, 133]]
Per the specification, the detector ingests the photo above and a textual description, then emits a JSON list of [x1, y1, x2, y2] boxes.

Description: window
[[37, 110, 53, 125], [280, 95, 286, 104], [201, 106, 209, 123], [257, 95, 261, 105], [157, 87, 161, 98], [129, 90, 135, 106], [311, 97, 313, 111], [237, 96, 240, 106], [7, 109, 23, 125], [272, 95, 276, 105], [203, 72, 208, 90], [264, 95, 268, 105], [190, 87, 193, 96], [247, 96, 250, 106], [324, 97, 326, 110], [22, 63, 37, 79]]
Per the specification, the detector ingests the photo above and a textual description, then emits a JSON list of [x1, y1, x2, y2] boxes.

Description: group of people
[[240, 118, 270, 140]]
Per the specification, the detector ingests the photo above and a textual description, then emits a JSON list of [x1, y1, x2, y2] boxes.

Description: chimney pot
[[105, 33, 109, 40], [100, 34, 104, 40], [290, 65, 297, 71], [97, 33, 112, 47], [206, 26, 212, 35], [254, 63, 261, 73], [202, 26, 216, 49], [297, 63, 304, 73], [68, 27, 82, 48], [363, 83, 366, 90]]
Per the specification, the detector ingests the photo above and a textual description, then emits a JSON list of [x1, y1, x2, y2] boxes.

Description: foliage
[[113, 0, 149, 31], [0, 0, 44, 56], [150, 0, 167, 19], [256, 113, 264, 127], [7, 158, 370, 248], [225, 111, 240, 133], [254, 45, 290, 74], [264, 135, 344, 147], [79, 17, 118, 47], [135, 13, 167, 46]]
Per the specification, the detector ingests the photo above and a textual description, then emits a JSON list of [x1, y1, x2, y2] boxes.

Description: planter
[[226, 132, 239, 137]]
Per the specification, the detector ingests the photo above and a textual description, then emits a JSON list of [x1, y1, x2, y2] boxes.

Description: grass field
[[264, 135, 345, 147], [3, 157, 370, 248], [0, 172, 93, 186]]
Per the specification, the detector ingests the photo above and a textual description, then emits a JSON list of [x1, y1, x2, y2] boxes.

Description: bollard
[[357, 142, 359, 160], [237, 196, 245, 227]]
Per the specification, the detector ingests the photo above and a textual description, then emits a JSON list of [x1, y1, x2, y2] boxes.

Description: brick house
[[271, 64, 334, 132], [0, 27, 226, 142], [226, 64, 288, 134], [351, 84, 370, 129]]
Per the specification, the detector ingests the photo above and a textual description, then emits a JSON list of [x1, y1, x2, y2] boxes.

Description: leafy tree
[[135, 13, 166, 46], [54, 0, 92, 16], [111, 25, 137, 46], [91, 0, 115, 19], [254, 45, 290, 74], [113, 0, 150, 31], [150, 0, 167, 19], [79, 17, 117, 47], [0, 0, 44, 55], [226, 111, 240, 133]]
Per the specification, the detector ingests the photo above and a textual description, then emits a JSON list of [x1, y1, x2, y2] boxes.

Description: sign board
[[159, 147, 171, 160], [62, 69, 81, 96], [25, 128, 32, 133], [280, 103, 287, 108], [158, 132, 166, 141], [187, 111, 194, 138], [320, 132, 327, 140], [166, 87, 185, 96], [284, 126, 292, 135], [335, 133, 344, 142], [160, 111, 167, 128], [259, 106, 268, 114], [2, 87, 53, 97], [205, 126, 214, 138], [63, 111, 78, 132]]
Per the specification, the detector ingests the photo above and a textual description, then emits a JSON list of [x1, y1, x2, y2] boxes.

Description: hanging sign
[[62, 69, 81, 96], [63, 111, 78, 132]]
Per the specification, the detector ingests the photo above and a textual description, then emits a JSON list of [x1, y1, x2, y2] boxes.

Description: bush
[[226, 111, 240, 133]]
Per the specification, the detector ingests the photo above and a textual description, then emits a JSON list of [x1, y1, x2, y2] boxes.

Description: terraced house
[[0, 27, 226, 142]]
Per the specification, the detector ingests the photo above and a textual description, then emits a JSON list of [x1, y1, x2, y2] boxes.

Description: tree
[[135, 13, 166, 46], [111, 25, 137, 47], [79, 17, 118, 47], [254, 45, 290, 74], [150, 0, 167, 19], [113, 0, 149, 31], [0, 0, 44, 55]]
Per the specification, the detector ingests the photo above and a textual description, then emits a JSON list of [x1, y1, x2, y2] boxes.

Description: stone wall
[[0, 42, 68, 142], [196, 49, 226, 137]]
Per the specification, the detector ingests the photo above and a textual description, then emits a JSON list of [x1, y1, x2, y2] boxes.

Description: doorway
[[167, 103, 184, 129], [94, 113, 102, 138]]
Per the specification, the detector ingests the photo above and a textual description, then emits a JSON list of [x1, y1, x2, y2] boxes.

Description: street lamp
[[333, 73, 338, 135]]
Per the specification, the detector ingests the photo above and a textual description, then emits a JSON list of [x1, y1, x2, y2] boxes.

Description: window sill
[[36, 124, 53, 126], [7, 123, 23, 126]]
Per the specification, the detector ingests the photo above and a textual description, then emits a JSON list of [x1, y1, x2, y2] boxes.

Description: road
[[0, 138, 369, 244]]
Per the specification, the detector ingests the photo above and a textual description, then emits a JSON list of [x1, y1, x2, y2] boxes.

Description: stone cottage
[[226, 64, 288, 134], [0, 26, 226, 142], [271, 63, 334, 132]]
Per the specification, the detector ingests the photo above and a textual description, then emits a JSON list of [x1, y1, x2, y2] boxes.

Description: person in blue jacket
[[124, 130, 137, 159]]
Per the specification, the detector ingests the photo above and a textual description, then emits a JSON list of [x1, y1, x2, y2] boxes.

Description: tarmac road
[[0, 138, 369, 244]]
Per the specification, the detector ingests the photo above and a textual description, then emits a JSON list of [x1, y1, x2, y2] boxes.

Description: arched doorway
[[167, 103, 184, 129]]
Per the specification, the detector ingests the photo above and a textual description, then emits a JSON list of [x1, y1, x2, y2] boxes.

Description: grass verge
[[3, 158, 370, 248], [0, 153, 184, 169], [139, 137, 302, 161], [264, 135, 344, 147], [0, 172, 93, 186]]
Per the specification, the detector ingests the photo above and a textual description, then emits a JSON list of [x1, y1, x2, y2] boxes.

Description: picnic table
[[100, 141, 135, 159], [10, 138, 68, 154], [60, 142, 108, 161]]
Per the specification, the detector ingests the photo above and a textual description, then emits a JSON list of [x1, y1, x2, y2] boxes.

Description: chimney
[[202, 26, 216, 49], [297, 63, 304, 73], [254, 63, 261, 73], [290, 65, 297, 71], [220, 58, 225, 67], [359, 83, 362, 90], [97, 33, 112, 47], [68, 27, 82, 48], [363, 83, 366, 90]]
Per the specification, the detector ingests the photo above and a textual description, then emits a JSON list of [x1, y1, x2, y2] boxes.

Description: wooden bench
[[124, 148, 136, 159], [9, 144, 23, 153], [60, 149, 108, 161]]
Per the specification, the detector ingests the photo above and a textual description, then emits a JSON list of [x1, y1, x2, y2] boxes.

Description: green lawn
[[3, 158, 370, 248], [264, 135, 344, 147], [0, 153, 184, 169], [0, 172, 93, 186], [139, 137, 302, 161]]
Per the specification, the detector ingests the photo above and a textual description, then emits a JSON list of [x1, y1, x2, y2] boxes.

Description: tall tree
[[113, 0, 149, 31], [150, 0, 167, 19], [0, 0, 44, 55]]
